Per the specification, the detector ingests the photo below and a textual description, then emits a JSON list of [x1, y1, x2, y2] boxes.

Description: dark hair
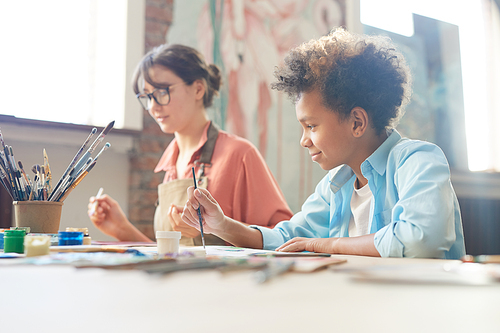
[[271, 28, 412, 133], [132, 44, 222, 108]]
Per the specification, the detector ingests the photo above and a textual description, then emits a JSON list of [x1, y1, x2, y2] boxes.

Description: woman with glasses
[[88, 44, 292, 245]]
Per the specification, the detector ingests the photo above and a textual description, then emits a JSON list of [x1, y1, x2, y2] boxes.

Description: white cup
[[24, 235, 51, 257], [156, 231, 181, 255]]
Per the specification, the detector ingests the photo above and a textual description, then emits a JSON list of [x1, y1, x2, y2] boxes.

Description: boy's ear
[[350, 107, 368, 137]]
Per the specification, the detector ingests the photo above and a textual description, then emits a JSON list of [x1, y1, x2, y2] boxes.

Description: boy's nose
[[300, 131, 312, 148]]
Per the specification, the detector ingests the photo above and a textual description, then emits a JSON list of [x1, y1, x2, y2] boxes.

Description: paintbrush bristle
[[102, 121, 115, 135], [91, 127, 97, 134], [32, 165, 37, 174], [18, 161, 24, 170]]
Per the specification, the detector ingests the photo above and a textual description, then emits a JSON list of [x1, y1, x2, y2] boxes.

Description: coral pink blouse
[[154, 122, 293, 228]]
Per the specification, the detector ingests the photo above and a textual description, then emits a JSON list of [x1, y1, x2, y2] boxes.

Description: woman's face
[[144, 65, 203, 134]]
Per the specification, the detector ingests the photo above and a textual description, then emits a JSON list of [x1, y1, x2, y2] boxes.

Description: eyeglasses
[[136, 82, 185, 110]]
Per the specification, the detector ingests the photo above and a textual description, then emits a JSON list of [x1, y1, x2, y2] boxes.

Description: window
[[0, 0, 145, 130], [361, 0, 500, 172]]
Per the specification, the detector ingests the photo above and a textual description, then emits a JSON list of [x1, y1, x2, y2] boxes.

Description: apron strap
[[194, 121, 220, 177]]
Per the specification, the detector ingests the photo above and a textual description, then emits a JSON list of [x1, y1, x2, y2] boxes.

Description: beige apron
[[153, 122, 226, 246]]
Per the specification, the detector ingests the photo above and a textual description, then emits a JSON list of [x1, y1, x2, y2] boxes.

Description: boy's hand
[[182, 186, 226, 235], [276, 234, 379, 257], [275, 237, 337, 254]]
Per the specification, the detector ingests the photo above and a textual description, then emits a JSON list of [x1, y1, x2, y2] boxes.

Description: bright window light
[[361, 0, 491, 171], [0, 0, 143, 130]]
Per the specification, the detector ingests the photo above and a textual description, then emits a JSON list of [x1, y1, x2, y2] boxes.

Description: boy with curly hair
[[181, 28, 466, 259]]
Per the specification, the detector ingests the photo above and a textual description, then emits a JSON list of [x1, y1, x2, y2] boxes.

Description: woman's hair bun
[[207, 64, 222, 92]]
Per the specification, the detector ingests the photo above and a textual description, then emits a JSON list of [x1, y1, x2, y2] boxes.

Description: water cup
[[156, 231, 181, 255], [13, 201, 63, 233]]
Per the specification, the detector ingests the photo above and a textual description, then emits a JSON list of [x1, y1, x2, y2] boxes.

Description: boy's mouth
[[310, 151, 321, 161]]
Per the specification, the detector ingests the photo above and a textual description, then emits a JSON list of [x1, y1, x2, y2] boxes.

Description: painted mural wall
[[167, 0, 348, 212]]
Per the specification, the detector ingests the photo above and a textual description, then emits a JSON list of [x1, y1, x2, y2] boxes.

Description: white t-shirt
[[348, 182, 373, 237]]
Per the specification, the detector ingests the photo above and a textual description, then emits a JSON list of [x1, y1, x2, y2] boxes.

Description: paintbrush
[[32, 165, 42, 200], [58, 161, 97, 202], [0, 153, 11, 189], [36, 165, 44, 192], [191, 167, 206, 249], [9, 146, 18, 173], [18, 161, 32, 199], [0, 164, 14, 199], [88, 187, 104, 216], [48, 127, 97, 200], [91, 142, 110, 163], [59, 143, 109, 200], [31, 175, 39, 200], [0, 127, 6, 150], [43, 149, 52, 194], [9, 147, 24, 199], [0, 128, 8, 169], [54, 157, 92, 201], [70, 121, 114, 178], [18, 161, 30, 185], [4, 147, 20, 200], [40, 166, 47, 200]]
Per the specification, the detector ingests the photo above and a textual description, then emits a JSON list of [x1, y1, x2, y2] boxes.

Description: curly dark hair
[[132, 44, 222, 108], [271, 28, 412, 133]]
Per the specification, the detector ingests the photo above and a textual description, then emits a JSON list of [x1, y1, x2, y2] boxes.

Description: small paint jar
[[10, 226, 31, 234], [58, 231, 84, 246], [0, 231, 4, 250], [66, 227, 91, 245], [3, 229, 27, 254], [24, 235, 51, 257], [156, 231, 181, 255]]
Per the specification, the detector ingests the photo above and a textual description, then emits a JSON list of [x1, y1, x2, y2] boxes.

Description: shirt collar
[[154, 121, 212, 173], [362, 128, 402, 176], [329, 129, 403, 193]]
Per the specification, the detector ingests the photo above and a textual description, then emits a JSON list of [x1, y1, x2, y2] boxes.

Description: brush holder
[[13, 201, 63, 233]]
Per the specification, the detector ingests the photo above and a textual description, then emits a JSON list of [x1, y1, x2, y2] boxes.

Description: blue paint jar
[[58, 231, 84, 246], [0, 231, 4, 250]]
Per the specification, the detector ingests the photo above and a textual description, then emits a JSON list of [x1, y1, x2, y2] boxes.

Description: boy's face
[[296, 89, 355, 170]]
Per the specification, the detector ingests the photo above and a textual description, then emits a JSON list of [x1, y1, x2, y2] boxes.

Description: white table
[[1, 251, 499, 333]]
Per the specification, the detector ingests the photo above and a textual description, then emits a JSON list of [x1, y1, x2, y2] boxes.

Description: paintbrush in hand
[[191, 167, 206, 249]]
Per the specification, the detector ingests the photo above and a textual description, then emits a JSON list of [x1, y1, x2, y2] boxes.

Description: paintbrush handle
[[191, 167, 206, 248], [70, 151, 91, 178], [50, 128, 97, 198]]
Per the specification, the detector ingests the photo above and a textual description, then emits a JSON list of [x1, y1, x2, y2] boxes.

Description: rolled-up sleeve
[[252, 174, 333, 250]]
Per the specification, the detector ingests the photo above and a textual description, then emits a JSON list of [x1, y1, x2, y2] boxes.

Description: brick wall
[[128, 0, 174, 239]]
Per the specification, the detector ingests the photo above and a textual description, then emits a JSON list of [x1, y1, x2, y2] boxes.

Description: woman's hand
[[169, 204, 200, 238], [275, 237, 338, 253], [88, 194, 130, 240], [181, 187, 226, 235]]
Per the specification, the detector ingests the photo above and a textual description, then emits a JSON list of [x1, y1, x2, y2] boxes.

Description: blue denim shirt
[[253, 130, 466, 259]]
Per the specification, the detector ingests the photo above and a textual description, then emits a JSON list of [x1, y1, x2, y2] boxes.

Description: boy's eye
[[307, 125, 316, 130]]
